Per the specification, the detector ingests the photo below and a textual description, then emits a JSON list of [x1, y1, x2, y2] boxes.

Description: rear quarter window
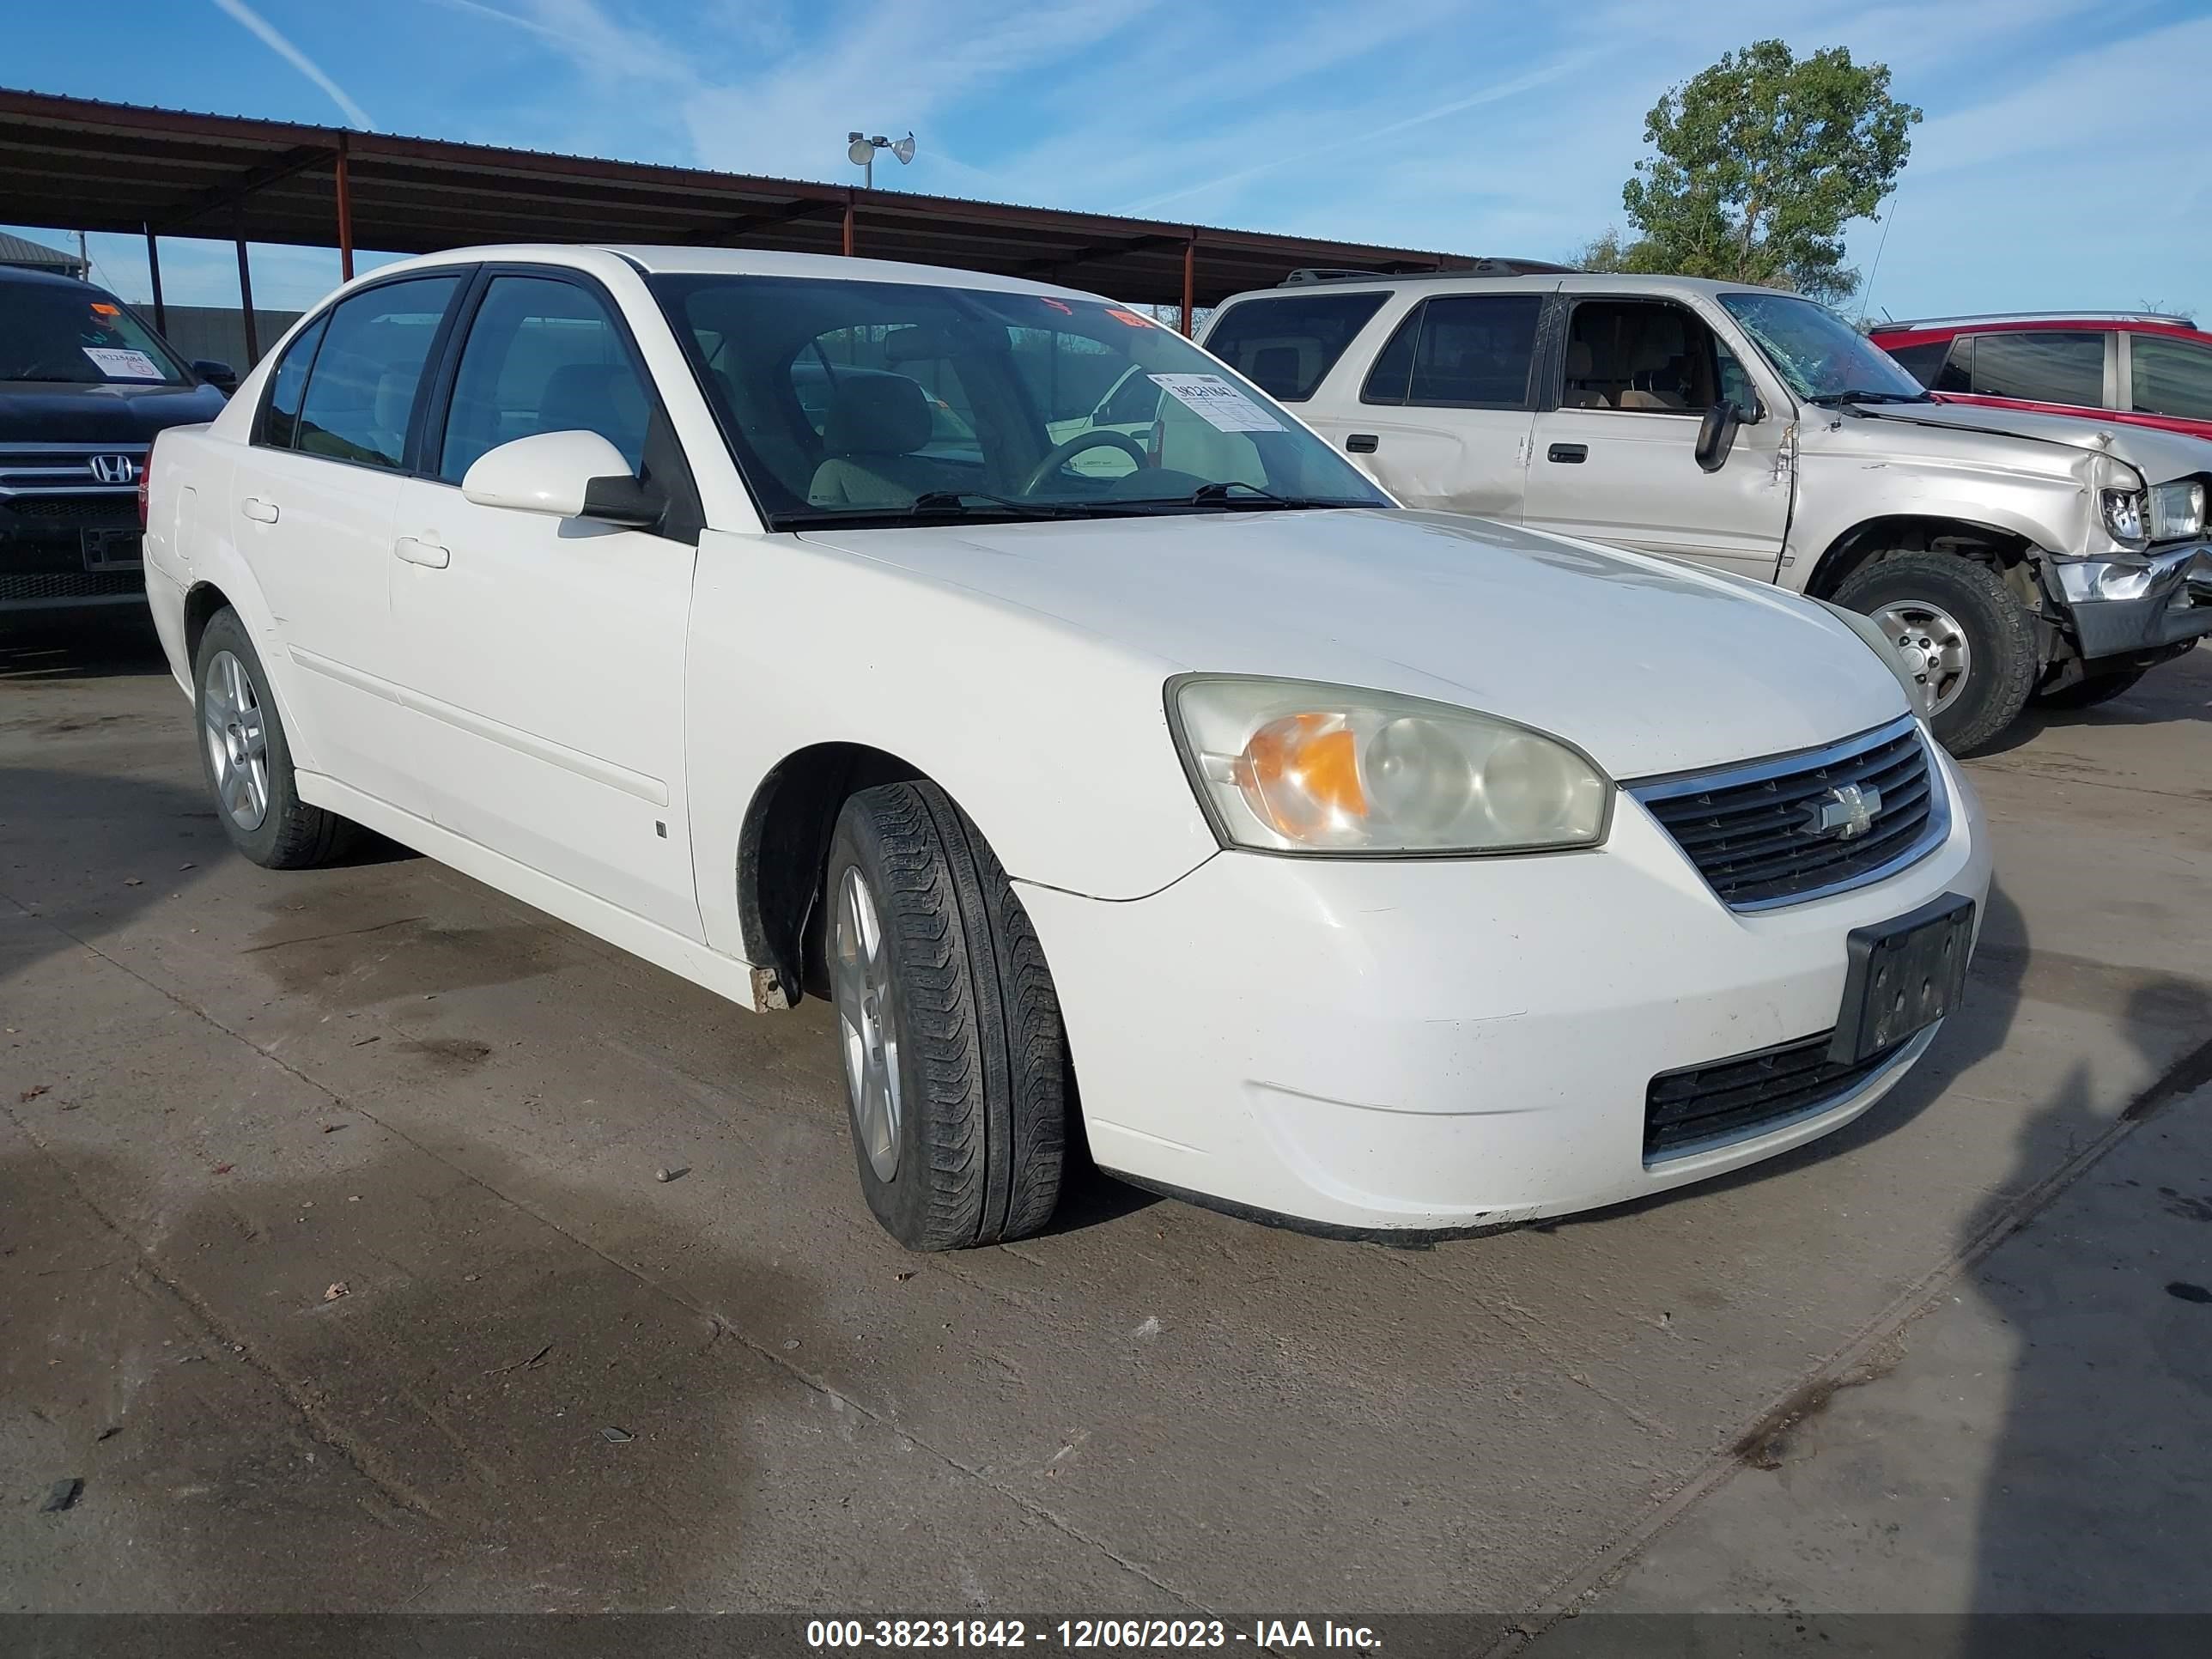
[[1203, 291, 1389, 401]]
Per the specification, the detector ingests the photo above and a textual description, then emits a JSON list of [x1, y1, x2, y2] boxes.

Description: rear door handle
[[393, 534, 451, 569], [240, 495, 279, 523], [1547, 443, 1588, 464], [1346, 434, 1379, 454]]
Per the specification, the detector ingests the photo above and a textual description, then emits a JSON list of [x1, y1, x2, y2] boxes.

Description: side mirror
[[1694, 401, 1743, 473], [192, 359, 238, 395], [461, 430, 663, 527]]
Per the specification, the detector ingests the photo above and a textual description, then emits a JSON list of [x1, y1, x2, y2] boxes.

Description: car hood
[[797, 508, 1906, 780], [0, 380, 228, 443], [1850, 398, 2212, 483]]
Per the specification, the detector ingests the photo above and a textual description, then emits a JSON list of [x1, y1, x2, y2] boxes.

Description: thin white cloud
[[1121, 49, 1599, 216], [210, 0, 374, 130]]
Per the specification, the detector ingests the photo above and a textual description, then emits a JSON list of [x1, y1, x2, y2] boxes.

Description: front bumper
[[1, 504, 146, 615], [1018, 743, 1990, 1235], [2049, 542, 2212, 659]]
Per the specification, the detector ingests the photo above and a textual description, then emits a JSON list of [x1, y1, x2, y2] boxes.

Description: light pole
[[847, 131, 915, 190]]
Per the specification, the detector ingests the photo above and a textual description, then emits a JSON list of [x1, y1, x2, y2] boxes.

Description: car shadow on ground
[[0, 611, 171, 681]]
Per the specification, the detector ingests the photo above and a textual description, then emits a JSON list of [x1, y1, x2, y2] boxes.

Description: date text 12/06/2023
[[805, 1619, 1383, 1649]]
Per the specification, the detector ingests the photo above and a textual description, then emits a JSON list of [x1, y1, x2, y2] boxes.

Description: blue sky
[[6, 0, 2208, 323]]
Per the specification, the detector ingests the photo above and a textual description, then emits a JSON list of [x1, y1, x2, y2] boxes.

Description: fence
[[149, 305, 303, 372]]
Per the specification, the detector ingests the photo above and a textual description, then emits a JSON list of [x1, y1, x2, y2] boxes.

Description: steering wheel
[[1018, 430, 1149, 495]]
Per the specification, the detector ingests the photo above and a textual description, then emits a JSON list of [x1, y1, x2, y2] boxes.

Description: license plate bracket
[[81, 529, 143, 571], [1829, 893, 1975, 1065]]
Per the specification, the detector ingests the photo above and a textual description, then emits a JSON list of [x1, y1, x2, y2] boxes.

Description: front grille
[[0, 568, 143, 603], [0, 445, 147, 496], [1645, 1030, 1913, 1160], [1630, 717, 1946, 910], [3, 495, 132, 524]]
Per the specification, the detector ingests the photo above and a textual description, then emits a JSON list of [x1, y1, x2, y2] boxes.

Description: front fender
[[684, 530, 1221, 959], [1784, 453, 2088, 592]]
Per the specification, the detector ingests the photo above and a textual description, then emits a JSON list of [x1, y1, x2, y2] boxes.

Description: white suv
[[1205, 271, 2212, 753]]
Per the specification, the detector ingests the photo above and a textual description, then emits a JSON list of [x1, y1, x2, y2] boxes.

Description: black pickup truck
[[2, 264, 234, 620]]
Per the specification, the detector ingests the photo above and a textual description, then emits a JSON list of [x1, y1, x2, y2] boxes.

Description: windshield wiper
[[1102, 482, 1376, 511], [907, 490, 1101, 518], [1804, 389, 1933, 407]]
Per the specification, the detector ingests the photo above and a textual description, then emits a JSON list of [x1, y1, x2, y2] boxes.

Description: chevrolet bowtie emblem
[[1808, 782, 1881, 841]]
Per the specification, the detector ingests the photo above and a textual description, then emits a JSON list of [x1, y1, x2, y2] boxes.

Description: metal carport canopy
[[0, 88, 1486, 318]]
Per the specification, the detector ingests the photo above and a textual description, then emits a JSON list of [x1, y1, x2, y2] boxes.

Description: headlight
[[2094, 453, 2148, 548], [1167, 676, 1613, 854], [1819, 600, 1939, 720], [2148, 479, 2206, 542]]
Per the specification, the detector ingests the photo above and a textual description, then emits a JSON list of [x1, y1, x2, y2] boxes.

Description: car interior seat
[[806, 373, 947, 507], [1564, 341, 1614, 408], [1618, 339, 1690, 410]]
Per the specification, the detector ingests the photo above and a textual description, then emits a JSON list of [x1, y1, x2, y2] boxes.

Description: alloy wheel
[[201, 648, 271, 831], [1872, 599, 1973, 716], [832, 864, 902, 1182]]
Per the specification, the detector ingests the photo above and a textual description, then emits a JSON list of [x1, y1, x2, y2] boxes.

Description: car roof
[[1873, 313, 2209, 342], [0, 264, 117, 295], [1208, 271, 1796, 310], [363, 243, 1103, 302]]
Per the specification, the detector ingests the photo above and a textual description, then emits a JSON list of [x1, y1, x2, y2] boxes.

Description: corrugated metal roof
[[0, 88, 1489, 310], [0, 228, 85, 273]]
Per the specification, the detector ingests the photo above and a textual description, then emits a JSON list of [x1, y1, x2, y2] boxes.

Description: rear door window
[[2128, 334, 2212, 422], [293, 276, 461, 471], [1361, 294, 1543, 408], [1202, 291, 1389, 401], [1966, 330, 2105, 408]]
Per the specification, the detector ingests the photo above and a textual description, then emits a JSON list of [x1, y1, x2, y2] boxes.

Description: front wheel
[[824, 781, 1069, 1251], [1834, 553, 2037, 756]]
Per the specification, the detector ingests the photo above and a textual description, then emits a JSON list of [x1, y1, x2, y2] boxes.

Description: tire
[[2031, 666, 2147, 710], [191, 608, 356, 869], [1834, 553, 2037, 757], [823, 781, 1069, 1251]]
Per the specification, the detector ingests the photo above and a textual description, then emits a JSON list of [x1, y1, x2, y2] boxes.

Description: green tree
[[1599, 40, 1920, 304]]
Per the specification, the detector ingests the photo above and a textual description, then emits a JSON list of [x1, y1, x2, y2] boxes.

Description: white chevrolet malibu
[[142, 246, 1990, 1250]]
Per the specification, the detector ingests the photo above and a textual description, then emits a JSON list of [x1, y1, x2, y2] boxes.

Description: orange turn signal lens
[[1235, 712, 1368, 841]]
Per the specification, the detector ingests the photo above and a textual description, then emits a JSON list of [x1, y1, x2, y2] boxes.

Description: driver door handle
[[394, 534, 451, 569], [240, 495, 279, 523], [1547, 443, 1589, 464]]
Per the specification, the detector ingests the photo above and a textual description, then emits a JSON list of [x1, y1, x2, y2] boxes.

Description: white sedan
[[143, 245, 1990, 1249]]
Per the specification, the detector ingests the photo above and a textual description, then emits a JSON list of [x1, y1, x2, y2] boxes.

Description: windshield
[[1719, 292, 1927, 404], [0, 282, 190, 386], [650, 275, 1393, 528]]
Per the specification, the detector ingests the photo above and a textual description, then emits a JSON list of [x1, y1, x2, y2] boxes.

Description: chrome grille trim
[[1628, 715, 1951, 912]]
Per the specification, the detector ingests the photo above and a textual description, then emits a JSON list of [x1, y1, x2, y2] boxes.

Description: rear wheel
[[192, 608, 355, 869], [824, 781, 1069, 1251], [2031, 665, 2148, 710], [1835, 554, 2036, 756]]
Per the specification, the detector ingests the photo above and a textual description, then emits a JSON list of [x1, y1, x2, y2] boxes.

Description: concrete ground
[[2, 616, 2206, 1636]]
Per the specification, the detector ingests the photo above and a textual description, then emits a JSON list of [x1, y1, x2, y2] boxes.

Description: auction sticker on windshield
[[1148, 374, 1285, 434], [82, 347, 163, 380]]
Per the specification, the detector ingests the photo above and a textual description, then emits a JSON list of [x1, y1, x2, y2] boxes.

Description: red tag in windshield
[[1104, 308, 1152, 328]]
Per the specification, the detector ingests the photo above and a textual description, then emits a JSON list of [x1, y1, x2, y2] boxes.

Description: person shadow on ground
[[1965, 974, 2212, 1658]]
